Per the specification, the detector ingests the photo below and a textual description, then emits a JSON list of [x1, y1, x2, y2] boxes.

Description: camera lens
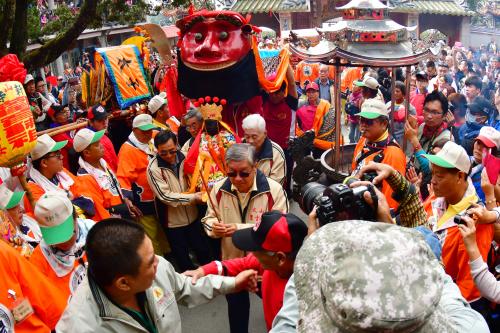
[[300, 182, 327, 214]]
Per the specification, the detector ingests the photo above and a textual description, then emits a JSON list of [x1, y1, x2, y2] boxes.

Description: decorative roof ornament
[[289, 0, 440, 66]]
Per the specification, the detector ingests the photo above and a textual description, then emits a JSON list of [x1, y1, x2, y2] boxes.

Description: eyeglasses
[[359, 118, 375, 125], [36, 83, 46, 88], [227, 170, 252, 178], [158, 149, 177, 156], [46, 151, 63, 159], [423, 108, 443, 116], [185, 123, 200, 130]]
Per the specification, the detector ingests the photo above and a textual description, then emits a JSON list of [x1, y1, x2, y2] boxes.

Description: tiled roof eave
[[391, 7, 475, 17]]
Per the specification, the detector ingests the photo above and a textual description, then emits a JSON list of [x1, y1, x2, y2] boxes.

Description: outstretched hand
[[235, 270, 259, 293], [357, 161, 396, 186], [183, 267, 206, 285]]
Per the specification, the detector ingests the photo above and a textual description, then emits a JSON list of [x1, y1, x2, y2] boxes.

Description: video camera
[[299, 177, 378, 226]]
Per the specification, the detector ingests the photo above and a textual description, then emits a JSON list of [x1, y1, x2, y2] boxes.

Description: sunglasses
[[227, 170, 252, 178], [159, 149, 177, 156], [359, 118, 375, 125]]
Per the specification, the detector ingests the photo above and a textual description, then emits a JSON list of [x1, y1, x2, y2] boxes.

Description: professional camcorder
[[299, 177, 378, 226]]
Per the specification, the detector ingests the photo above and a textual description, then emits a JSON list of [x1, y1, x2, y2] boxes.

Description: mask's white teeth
[[184, 60, 237, 71]]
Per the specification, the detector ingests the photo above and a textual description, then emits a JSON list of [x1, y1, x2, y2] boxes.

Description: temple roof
[[230, 0, 310, 13], [337, 0, 389, 10], [389, 0, 475, 17]]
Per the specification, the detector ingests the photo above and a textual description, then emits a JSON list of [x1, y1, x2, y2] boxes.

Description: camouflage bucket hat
[[295, 221, 456, 333]]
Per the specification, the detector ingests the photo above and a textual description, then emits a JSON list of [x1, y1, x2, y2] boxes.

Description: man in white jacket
[[57, 218, 257, 333]]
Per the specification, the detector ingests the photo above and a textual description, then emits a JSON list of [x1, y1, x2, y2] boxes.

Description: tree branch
[[22, 0, 99, 71], [0, 0, 16, 57], [9, 0, 28, 58]]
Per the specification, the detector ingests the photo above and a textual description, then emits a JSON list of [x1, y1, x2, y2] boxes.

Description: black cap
[[232, 211, 308, 253], [88, 105, 109, 121], [415, 71, 428, 81], [469, 97, 493, 116]]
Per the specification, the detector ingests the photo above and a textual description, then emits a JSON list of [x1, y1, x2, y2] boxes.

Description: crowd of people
[[1, 37, 500, 333]]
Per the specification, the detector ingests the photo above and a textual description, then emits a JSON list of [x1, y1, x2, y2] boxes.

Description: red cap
[[232, 211, 308, 253], [305, 82, 319, 91]]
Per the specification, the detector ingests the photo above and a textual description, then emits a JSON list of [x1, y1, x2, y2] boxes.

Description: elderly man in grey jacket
[[56, 219, 257, 333]]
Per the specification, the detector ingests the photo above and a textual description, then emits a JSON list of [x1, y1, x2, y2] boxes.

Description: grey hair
[[242, 114, 266, 133], [184, 108, 203, 122], [225, 143, 256, 165]]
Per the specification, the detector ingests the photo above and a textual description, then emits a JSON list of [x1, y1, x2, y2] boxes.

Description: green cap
[[34, 192, 75, 245], [0, 187, 25, 210], [40, 214, 74, 245]]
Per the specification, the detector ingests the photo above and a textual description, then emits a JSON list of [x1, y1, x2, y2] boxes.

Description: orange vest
[[441, 224, 494, 302], [116, 142, 155, 203], [0, 241, 66, 333], [23, 168, 81, 214], [29, 246, 87, 303], [351, 137, 406, 209], [296, 99, 343, 150], [341, 67, 363, 92], [294, 61, 320, 89], [76, 173, 123, 222]]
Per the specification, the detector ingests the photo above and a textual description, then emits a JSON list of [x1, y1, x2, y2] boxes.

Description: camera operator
[[271, 163, 443, 332], [294, 221, 489, 333]]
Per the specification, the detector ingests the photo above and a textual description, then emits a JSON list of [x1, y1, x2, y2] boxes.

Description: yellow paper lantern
[[0, 81, 37, 168]]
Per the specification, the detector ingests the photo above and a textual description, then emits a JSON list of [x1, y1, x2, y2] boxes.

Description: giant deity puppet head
[[176, 10, 261, 104]]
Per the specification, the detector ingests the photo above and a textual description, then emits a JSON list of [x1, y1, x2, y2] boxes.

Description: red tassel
[[159, 66, 187, 118]]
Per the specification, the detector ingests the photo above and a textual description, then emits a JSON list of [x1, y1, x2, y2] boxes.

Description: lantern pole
[[333, 59, 342, 170], [403, 66, 411, 152], [389, 67, 396, 132]]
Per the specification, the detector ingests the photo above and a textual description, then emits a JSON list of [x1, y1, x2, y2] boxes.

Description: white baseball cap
[[132, 114, 156, 131], [24, 74, 34, 85], [355, 76, 379, 90], [34, 191, 74, 245], [356, 98, 390, 119], [0, 184, 25, 210], [73, 128, 105, 152], [475, 126, 500, 149], [423, 141, 471, 174], [148, 92, 168, 114], [30, 134, 68, 161]]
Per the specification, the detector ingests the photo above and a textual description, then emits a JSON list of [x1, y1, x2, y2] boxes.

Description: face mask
[[465, 112, 486, 125]]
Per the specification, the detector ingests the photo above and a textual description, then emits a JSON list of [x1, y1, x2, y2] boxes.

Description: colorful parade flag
[[95, 45, 152, 109]]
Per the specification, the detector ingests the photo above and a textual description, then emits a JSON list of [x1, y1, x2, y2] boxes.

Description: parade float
[[287, 0, 441, 187]]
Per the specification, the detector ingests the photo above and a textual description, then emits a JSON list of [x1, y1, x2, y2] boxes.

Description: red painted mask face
[[179, 18, 252, 71]]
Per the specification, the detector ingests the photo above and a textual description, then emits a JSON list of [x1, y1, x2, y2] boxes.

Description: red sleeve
[[202, 254, 264, 277]]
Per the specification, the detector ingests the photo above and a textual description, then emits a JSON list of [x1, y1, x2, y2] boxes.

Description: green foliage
[[26, 0, 153, 41], [27, 6, 42, 41], [164, 0, 214, 11], [466, 0, 479, 11], [94, 0, 150, 28]]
